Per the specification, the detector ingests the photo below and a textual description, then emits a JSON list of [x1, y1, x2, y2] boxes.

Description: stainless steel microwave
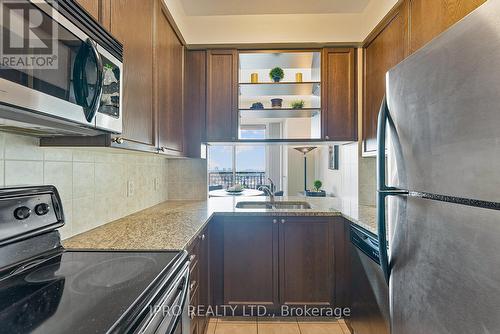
[[0, 0, 123, 136]]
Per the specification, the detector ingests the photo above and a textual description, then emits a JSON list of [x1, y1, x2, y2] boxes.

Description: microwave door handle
[[73, 38, 103, 122], [86, 38, 104, 122], [376, 96, 408, 284]]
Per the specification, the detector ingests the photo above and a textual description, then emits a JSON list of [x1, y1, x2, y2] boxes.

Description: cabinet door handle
[[325, 135, 330, 140], [190, 280, 197, 291], [280, 219, 285, 224], [273, 219, 277, 224], [189, 254, 196, 262], [112, 137, 124, 144], [198, 234, 206, 241]]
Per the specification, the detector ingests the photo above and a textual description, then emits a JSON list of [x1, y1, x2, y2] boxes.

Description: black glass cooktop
[[0, 250, 181, 334]]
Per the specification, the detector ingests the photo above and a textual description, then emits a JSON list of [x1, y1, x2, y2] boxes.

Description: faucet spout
[[267, 178, 275, 193], [259, 185, 275, 203]]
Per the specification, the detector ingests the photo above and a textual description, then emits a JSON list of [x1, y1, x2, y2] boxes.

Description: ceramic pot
[[271, 98, 283, 108]]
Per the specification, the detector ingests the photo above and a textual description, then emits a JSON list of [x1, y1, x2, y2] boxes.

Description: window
[[239, 126, 266, 140], [208, 144, 266, 191]]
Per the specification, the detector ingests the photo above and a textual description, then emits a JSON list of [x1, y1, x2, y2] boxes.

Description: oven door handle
[[155, 265, 190, 334], [73, 38, 104, 122]]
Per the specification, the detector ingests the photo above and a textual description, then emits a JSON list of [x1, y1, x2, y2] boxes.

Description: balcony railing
[[209, 171, 266, 190]]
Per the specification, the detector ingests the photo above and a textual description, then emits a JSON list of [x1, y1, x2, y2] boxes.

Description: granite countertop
[[63, 196, 377, 251], [343, 204, 377, 236]]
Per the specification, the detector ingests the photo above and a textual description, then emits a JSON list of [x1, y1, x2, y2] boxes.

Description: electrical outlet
[[154, 178, 160, 191], [127, 180, 135, 197]]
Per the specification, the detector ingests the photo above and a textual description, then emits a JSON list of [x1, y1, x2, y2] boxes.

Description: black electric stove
[[0, 186, 189, 334]]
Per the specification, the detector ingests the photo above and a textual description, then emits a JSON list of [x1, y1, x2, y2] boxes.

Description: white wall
[[283, 118, 316, 195], [314, 143, 359, 216], [314, 146, 341, 196], [0, 133, 207, 240]]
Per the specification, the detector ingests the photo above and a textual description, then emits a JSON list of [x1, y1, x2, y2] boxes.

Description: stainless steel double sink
[[235, 201, 312, 210]]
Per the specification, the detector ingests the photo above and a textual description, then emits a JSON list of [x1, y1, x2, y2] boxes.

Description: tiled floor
[[205, 317, 351, 334]]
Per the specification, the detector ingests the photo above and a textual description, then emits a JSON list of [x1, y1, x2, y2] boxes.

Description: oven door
[[137, 262, 190, 334], [0, 0, 121, 134]]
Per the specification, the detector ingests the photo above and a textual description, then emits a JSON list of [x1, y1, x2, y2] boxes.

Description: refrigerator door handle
[[376, 96, 408, 284]]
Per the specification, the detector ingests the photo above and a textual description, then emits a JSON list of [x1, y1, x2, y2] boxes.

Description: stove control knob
[[35, 203, 50, 216], [14, 206, 31, 220]]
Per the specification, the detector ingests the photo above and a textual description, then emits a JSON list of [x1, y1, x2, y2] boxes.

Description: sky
[[208, 129, 266, 172]]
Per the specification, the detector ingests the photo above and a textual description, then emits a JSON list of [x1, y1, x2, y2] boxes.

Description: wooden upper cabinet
[[222, 217, 279, 309], [362, 0, 485, 154], [184, 50, 207, 158], [363, 3, 408, 154], [206, 50, 238, 142], [109, 0, 155, 147], [409, 0, 486, 53], [156, 5, 184, 154], [75, 0, 99, 20], [322, 48, 356, 141], [279, 218, 334, 306]]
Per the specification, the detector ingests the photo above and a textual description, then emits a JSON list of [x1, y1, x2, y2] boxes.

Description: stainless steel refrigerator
[[376, 0, 500, 333]]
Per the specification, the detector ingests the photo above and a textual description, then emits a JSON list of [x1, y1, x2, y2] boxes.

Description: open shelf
[[238, 51, 322, 141], [239, 82, 320, 97], [238, 81, 321, 85], [240, 108, 320, 119]]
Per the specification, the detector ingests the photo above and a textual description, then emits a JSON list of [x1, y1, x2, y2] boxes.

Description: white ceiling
[[164, 0, 398, 44], [180, 0, 370, 16]]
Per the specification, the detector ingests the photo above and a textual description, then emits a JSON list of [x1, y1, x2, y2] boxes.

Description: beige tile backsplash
[[358, 156, 376, 206], [167, 159, 208, 200], [0, 133, 207, 240]]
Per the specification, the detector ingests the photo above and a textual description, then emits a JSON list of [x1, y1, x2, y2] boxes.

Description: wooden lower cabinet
[[279, 217, 334, 306], [187, 226, 210, 334], [222, 217, 279, 309], [211, 216, 344, 315]]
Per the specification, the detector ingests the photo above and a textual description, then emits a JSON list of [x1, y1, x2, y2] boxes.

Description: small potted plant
[[269, 67, 284, 82], [291, 100, 305, 109], [250, 102, 264, 109], [306, 180, 326, 197]]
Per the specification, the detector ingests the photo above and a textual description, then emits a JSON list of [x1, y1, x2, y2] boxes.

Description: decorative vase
[[271, 98, 283, 108], [251, 73, 258, 83], [295, 73, 303, 82], [272, 76, 281, 83]]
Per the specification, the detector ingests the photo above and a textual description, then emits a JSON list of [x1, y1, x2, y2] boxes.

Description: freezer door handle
[[376, 96, 408, 284]]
